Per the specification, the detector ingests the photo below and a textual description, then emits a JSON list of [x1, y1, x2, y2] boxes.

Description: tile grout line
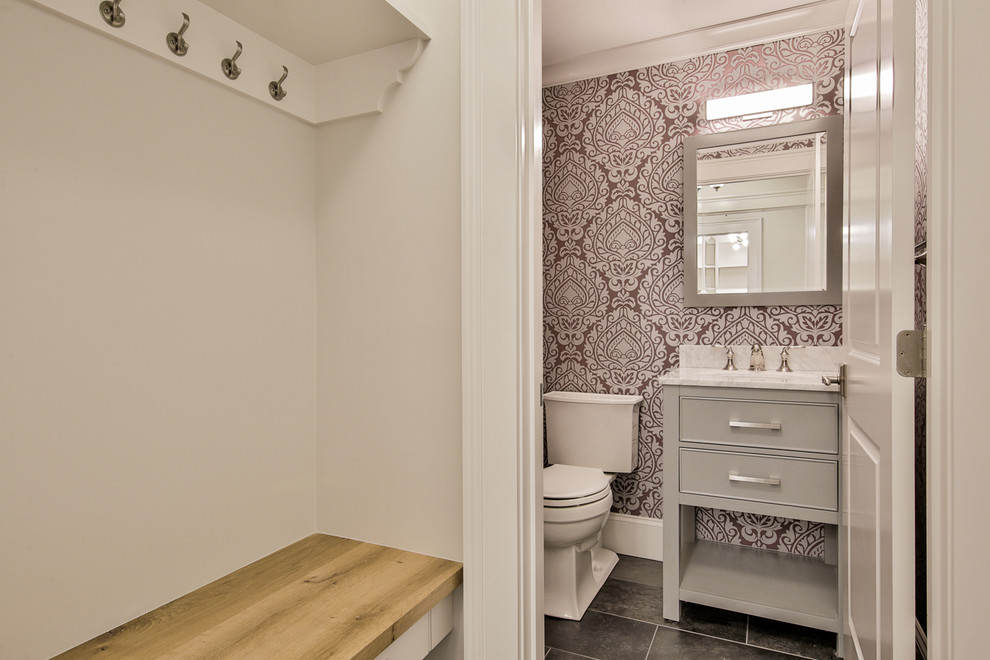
[[584, 606, 795, 656], [585, 606, 663, 628], [546, 648, 601, 660], [642, 623, 659, 660], [549, 611, 817, 660], [563, 564, 830, 660], [667, 622, 814, 659], [745, 641, 820, 660], [608, 575, 662, 588], [652, 622, 798, 655]]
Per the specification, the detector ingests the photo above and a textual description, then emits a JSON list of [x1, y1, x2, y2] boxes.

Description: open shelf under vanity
[[679, 538, 839, 632]]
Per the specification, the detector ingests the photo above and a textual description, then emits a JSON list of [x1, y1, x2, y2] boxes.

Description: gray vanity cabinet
[[662, 385, 843, 637]]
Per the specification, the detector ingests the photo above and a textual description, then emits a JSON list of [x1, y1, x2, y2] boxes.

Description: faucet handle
[[777, 346, 792, 372], [776, 345, 807, 372], [716, 344, 737, 371]]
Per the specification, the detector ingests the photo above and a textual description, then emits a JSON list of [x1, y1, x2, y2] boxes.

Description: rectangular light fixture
[[706, 83, 814, 120]]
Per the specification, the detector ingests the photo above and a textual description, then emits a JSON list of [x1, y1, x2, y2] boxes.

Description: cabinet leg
[[823, 524, 838, 566], [662, 503, 680, 621]]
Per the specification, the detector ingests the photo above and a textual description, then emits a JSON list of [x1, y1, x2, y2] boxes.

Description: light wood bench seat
[[53, 534, 463, 660]]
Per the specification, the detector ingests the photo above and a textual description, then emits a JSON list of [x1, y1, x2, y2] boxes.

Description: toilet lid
[[543, 464, 611, 500]]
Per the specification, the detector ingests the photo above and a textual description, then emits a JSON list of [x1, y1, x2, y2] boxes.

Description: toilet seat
[[544, 464, 612, 508], [544, 488, 610, 508]]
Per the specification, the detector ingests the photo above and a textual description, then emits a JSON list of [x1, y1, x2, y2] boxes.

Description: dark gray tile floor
[[545, 555, 838, 660]]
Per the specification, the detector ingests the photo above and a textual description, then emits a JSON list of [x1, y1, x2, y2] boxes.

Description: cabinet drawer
[[680, 397, 837, 453], [679, 448, 837, 511]]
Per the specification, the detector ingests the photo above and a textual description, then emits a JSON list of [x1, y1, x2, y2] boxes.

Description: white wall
[[0, 2, 318, 658], [314, 0, 463, 562]]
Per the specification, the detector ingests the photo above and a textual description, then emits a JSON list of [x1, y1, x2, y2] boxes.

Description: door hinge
[[896, 326, 927, 378]]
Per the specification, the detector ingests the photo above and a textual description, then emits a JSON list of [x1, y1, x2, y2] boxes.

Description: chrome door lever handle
[[821, 363, 847, 397]]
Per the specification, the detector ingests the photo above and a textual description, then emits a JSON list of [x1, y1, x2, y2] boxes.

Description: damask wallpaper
[[542, 30, 845, 556]]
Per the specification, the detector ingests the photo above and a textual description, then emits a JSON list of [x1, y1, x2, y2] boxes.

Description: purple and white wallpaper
[[543, 30, 845, 556], [695, 508, 826, 557]]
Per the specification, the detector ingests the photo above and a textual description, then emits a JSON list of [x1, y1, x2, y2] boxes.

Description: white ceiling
[[543, 0, 848, 85], [199, 0, 845, 80], [200, 0, 427, 65]]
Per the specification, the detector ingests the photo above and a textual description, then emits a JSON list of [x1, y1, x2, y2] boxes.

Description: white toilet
[[542, 391, 643, 620]]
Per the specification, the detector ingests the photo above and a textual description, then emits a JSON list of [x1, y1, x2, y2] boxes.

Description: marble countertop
[[660, 367, 841, 392]]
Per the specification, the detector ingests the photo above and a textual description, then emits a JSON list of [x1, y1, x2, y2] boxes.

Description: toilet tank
[[544, 391, 643, 472]]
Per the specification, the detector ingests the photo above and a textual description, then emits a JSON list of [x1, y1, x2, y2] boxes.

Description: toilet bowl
[[543, 464, 620, 620], [542, 390, 642, 620]]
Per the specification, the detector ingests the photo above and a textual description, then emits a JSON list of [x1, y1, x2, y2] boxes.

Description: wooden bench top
[[53, 534, 463, 660]]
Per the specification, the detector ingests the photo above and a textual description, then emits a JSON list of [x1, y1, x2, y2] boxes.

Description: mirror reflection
[[683, 116, 842, 307], [696, 132, 827, 294]]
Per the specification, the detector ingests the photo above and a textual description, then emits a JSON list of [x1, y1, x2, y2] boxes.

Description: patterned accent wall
[[543, 30, 844, 555], [695, 508, 826, 557], [696, 136, 818, 160]]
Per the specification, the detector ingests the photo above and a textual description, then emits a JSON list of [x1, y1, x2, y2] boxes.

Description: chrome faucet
[[721, 345, 737, 371], [748, 344, 766, 371]]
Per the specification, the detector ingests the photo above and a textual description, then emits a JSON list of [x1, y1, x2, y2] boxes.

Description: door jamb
[[460, 0, 543, 657]]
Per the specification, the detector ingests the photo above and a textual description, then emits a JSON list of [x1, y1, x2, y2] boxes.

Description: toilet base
[[544, 540, 619, 620]]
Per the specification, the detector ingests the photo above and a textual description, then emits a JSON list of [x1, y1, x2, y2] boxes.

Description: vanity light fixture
[[706, 83, 813, 121], [729, 232, 749, 252]]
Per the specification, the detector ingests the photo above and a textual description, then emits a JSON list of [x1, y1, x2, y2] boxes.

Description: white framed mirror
[[683, 116, 843, 307]]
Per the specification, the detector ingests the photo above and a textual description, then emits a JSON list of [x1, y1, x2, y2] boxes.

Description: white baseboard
[[602, 513, 663, 561]]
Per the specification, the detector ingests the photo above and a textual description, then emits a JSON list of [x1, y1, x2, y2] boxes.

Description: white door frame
[[460, 0, 543, 657], [460, 0, 987, 657], [926, 0, 990, 658]]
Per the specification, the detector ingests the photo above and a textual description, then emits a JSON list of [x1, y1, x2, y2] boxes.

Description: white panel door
[[843, 0, 916, 658]]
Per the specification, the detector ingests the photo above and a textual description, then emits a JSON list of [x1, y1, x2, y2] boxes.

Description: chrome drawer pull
[[728, 420, 782, 431], [729, 474, 782, 487]]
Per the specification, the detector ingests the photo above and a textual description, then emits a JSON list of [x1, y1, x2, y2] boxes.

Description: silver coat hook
[[222, 41, 243, 80], [269, 66, 288, 101], [99, 0, 125, 28], [166, 12, 190, 57]]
